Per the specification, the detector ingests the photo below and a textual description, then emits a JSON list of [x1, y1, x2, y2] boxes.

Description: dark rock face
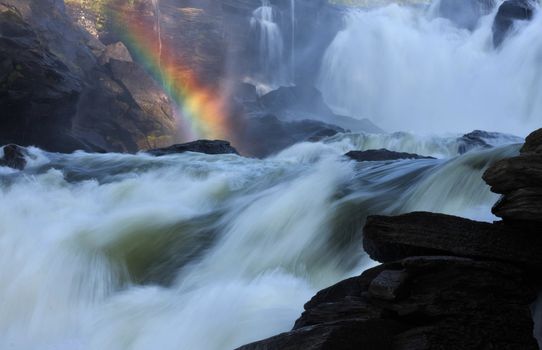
[[239, 256, 539, 350], [240, 115, 345, 158], [345, 149, 434, 162], [484, 128, 542, 224], [146, 140, 239, 156], [521, 128, 542, 154], [0, 0, 177, 153], [0, 144, 26, 170], [437, 0, 495, 30], [98, 42, 133, 65], [258, 85, 383, 134], [482, 154, 542, 193], [457, 129, 523, 154], [0, 3, 88, 152], [363, 212, 542, 270], [493, 0, 534, 47], [492, 188, 542, 222]]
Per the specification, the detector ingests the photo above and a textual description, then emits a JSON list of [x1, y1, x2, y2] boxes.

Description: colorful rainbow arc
[[112, 3, 233, 142]]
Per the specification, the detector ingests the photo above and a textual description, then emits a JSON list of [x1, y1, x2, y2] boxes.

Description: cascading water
[[151, 0, 162, 68], [318, 2, 542, 136], [249, 0, 289, 94], [0, 134, 521, 349], [290, 0, 296, 81]]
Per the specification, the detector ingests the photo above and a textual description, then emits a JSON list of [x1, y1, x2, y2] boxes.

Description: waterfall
[[151, 0, 162, 68], [290, 0, 296, 83], [318, 3, 542, 136], [249, 0, 289, 93]]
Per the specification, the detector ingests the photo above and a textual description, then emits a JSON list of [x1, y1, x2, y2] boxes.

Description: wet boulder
[[493, 0, 534, 48], [0, 144, 26, 170], [147, 140, 239, 156], [345, 149, 434, 162]]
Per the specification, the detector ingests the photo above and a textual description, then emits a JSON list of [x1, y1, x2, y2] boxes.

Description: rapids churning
[[0, 134, 521, 349]]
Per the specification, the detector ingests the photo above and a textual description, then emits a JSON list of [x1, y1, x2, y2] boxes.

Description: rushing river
[[0, 133, 520, 349]]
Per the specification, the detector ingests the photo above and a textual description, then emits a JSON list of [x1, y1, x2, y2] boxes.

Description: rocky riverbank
[[237, 128, 542, 350]]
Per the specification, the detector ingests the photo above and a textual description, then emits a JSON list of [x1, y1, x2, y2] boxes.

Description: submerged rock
[[345, 149, 434, 162], [493, 0, 534, 47], [0, 144, 26, 170], [147, 140, 239, 156]]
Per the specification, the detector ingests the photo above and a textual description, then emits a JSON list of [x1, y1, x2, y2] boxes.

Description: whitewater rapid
[[0, 133, 521, 350], [319, 1, 542, 136]]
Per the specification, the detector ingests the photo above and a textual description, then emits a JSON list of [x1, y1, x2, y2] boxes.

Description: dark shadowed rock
[[345, 149, 435, 162], [99, 42, 133, 65], [236, 319, 404, 350], [147, 140, 239, 156], [239, 256, 538, 350], [363, 212, 542, 269], [492, 187, 542, 222], [493, 0, 534, 47], [521, 128, 542, 154], [437, 0, 495, 30], [483, 129, 542, 224], [0, 3, 88, 152], [260, 86, 336, 120], [0, 144, 26, 170], [0, 0, 177, 153], [482, 154, 542, 193], [241, 115, 344, 158], [259, 85, 383, 134]]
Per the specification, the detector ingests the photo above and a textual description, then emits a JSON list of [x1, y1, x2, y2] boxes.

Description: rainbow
[[110, 2, 236, 142]]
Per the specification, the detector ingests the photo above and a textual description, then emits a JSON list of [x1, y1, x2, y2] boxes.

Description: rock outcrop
[[363, 212, 542, 270], [237, 129, 542, 350], [258, 85, 383, 134], [146, 140, 239, 156], [345, 149, 434, 162], [493, 0, 534, 47], [239, 115, 345, 158], [0, 0, 177, 152], [484, 128, 542, 223], [0, 144, 26, 170]]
